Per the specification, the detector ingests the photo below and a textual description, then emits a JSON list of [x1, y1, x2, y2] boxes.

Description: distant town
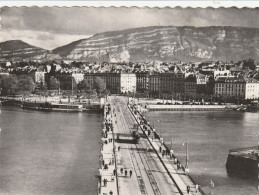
[[1, 59, 259, 104]]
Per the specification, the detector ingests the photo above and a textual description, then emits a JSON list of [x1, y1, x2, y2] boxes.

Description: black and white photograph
[[0, 5, 259, 195]]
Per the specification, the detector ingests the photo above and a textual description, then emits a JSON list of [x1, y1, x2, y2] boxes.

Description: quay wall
[[146, 104, 226, 111]]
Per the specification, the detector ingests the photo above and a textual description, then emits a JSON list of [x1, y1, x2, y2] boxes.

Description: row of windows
[[216, 88, 244, 92], [216, 84, 245, 88]]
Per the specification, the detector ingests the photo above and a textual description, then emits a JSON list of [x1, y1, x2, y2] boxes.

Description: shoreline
[[0, 96, 104, 112]]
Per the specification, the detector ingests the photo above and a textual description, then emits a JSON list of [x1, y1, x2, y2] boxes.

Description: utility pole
[[58, 79, 61, 100], [72, 78, 73, 96]]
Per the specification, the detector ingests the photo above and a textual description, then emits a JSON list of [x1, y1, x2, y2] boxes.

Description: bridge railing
[[128, 103, 206, 195]]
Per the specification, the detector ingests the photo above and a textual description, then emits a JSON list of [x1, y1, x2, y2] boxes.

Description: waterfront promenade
[[99, 96, 204, 195]]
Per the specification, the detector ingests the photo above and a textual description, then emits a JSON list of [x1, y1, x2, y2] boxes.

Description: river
[[1, 106, 259, 195], [146, 110, 259, 195], [0, 106, 102, 195]]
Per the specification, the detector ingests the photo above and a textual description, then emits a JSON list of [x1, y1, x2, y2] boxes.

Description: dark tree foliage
[[78, 79, 91, 91], [17, 75, 36, 95], [48, 76, 59, 90], [0, 75, 18, 95], [93, 77, 106, 94], [59, 75, 77, 90], [242, 59, 256, 70]]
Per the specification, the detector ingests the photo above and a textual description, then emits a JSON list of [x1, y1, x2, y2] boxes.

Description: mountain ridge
[[52, 25, 259, 62], [1, 25, 259, 62], [0, 40, 48, 60]]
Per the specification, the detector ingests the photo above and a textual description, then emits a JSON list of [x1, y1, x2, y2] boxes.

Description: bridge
[[98, 96, 205, 195]]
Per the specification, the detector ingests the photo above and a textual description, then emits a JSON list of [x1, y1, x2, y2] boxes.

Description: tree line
[[0, 74, 109, 98]]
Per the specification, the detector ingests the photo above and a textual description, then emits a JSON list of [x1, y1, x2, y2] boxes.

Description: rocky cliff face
[[0, 40, 47, 60], [53, 26, 259, 62]]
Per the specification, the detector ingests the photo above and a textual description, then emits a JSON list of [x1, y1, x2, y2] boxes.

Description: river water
[[146, 110, 259, 195], [1, 106, 259, 195], [0, 106, 102, 195]]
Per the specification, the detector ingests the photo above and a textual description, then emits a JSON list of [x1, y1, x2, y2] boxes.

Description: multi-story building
[[149, 73, 160, 98], [214, 77, 246, 99], [196, 73, 209, 94], [184, 74, 197, 97], [120, 73, 136, 93], [72, 73, 84, 84], [84, 73, 95, 89], [173, 72, 185, 96], [136, 72, 149, 93], [106, 73, 120, 94], [27, 70, 46, 84], [160, 73, 174, 95], [245, 78, 259, 99]]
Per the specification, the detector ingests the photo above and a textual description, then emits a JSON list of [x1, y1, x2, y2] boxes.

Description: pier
[[99, 96, 205, 195], [145, 104, 226, 111]]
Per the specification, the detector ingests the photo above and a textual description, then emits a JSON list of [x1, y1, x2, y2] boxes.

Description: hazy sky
[[1, 7, 258, 50]]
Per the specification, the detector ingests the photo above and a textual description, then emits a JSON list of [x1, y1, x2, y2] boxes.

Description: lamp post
[[185, 140, 189, 168]]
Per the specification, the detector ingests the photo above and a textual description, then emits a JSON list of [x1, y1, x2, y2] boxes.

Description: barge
[[226, 146, 259, 179]]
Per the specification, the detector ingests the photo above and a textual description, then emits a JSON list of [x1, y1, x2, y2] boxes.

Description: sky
[[1, 7, 258, 50]]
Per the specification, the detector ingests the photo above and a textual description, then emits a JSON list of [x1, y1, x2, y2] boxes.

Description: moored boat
[[51, 103, 83, 112], [21, 101, 83, 112]]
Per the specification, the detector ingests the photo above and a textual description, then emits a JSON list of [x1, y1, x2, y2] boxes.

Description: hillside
[[52, 26, 259, 62], [0, 40, 47, 60]]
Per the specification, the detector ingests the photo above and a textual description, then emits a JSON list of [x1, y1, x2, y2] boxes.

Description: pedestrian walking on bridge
[[195, 184, 199, 193], [129, 170, 132, 178], [125, 169, 128, 177], [187, 185, 190, 194]]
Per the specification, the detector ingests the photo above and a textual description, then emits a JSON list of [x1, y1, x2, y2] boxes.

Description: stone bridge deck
[[98, 96, 204, 195]]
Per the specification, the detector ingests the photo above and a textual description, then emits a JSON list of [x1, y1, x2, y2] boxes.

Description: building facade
[[160, 73, 174, 95], [245, 79, 259, 99], [214, 77, 246, 99], [184, 74, 197, 97], [173, 72, 185, 96], [149, 73, 160, 98], [106, 73, 121, 94], [120, 73, 136, 93], [136, 72, 149, 93], [72, 73, 84, 84]]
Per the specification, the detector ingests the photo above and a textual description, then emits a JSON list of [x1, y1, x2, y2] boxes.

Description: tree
[[93, 77, 106, 94], [0, 74, 18, 96], [78, 79, 91, 91], [59, 75, 76, 91], [48, 76, 59, 90], [17, 75, 36, 96], [242, 59, 256, 70]]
